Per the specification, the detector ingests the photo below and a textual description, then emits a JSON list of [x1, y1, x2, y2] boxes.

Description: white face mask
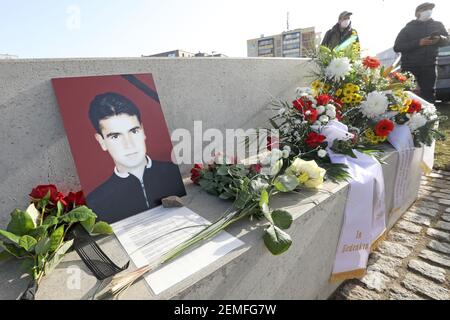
[[340, 19, 351, 29], [418, 10, 433, 21]]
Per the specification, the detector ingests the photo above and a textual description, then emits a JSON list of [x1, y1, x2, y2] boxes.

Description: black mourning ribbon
[[67, 224, 129, 281], [19, 225, 129, 300]]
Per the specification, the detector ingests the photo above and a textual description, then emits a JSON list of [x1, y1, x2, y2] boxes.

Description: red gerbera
[[293, 98, 312, 112], [363, 56, 381, 69], [408, 99, 422, 114], [392, 72, 407, 83], [316, 94, 331, 106], [374, 119, 395, 137], [305, 132, 326, 148]]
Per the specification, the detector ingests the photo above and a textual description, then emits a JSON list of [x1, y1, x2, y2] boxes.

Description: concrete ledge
[[0, 145, 423, 300], [0, 58, 423, 300]]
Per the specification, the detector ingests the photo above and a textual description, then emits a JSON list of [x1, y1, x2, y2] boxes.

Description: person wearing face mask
[[322, 11, 360, 50], [394, 2, 449, 102]]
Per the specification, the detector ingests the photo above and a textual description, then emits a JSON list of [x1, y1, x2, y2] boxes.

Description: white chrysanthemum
[[360, 92, 389, 119], [251, 178, 270, 193], [316, 105, 326, 115], [317, 149, 327, 158], [422, 103, 437, 117], [325, 57, 352, 81], [407, 113, 427, 131]]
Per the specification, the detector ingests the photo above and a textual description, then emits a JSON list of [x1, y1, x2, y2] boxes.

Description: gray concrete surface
[[0, 58, 423, 300]]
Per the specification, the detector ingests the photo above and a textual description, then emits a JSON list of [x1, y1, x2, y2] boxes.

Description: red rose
[[64, 191, 86, 208], [250, 164, 262, 173], [316, 94, 331, 106], [374, 119, 394, 137], [408, 99, 422, 114], [363, 56, 381, 69], [304, 108, 318, 123], [30, 184, 66, 206], [190, 164, 203, 185], [305, 132, 326, 148]]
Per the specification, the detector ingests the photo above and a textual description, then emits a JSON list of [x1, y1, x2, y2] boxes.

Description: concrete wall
[[0, 57, 315, 229], [0, 58, 423, 300]]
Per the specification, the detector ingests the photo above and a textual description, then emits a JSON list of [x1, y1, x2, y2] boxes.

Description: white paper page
[[111, 206, 244, 295]]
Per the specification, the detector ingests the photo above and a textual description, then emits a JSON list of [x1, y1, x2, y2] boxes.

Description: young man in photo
[[87, 92, 186, 223]]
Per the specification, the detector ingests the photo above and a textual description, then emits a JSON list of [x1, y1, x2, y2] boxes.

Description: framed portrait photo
[[52, 74, 186, 224]]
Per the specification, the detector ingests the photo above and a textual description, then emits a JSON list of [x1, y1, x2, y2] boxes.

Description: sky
[[1, 0, 449, 59]]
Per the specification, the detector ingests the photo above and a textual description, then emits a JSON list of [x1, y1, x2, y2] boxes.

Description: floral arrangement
[[105, 153, 329, 297], [0, 185, 112, 298], [310, 44, 445, 147], [105, 39, 446, 297]]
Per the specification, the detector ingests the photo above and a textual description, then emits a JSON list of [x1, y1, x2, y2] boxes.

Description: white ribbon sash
[[321, 121, 387, 281], [387, 125, 415, 213]]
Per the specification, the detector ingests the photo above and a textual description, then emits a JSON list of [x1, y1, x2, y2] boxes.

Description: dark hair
[[89, 92, 142, 135]]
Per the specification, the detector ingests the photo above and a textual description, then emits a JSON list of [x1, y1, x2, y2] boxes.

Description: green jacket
[[322, 23, 359, 50]]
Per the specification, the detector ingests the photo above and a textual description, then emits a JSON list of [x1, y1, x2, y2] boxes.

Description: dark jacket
[[86, 160, 186, 224], [394, 19, 449, 69], [322, 23, 359, 50]]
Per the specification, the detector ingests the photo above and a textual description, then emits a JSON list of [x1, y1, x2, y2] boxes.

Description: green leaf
[[60, 206, 96, 224], [29, 226, 48, 240], [263, 225, 292, 255], [0, 230, 21, 244], [234, 190, 252, 210], [20, 258, 35, 275], [259, 189, 269, 208], [7, 209, 35, 236], [35, 237, 51, 255], [25, 204, 40, 228], [274, 175, 299, 192], [219, 192, 234, 200], [49, 226, 65, 252], [271, 210, 293, 230], [56, 201, 64, 218], [44, 240, 73, 275], [18, 235, 38, 252], [0, 240, 28, 258], [42, 216, 59, 227], [91, 222, 113, 235], [81, 215, 96, 234], [216, 166, 230, 176]]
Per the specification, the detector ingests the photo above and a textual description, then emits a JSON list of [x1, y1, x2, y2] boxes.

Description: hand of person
[[419, 36, 440, 46]]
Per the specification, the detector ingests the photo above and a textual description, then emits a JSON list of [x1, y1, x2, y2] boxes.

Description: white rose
[[326, 109, 337, 119], [326, 104, 336, 112], [316, 105, 326, 115], [319, 115, 330, 123]]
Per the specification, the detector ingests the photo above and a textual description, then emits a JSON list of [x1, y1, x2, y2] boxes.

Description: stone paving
[[335, 170, 450, 300]]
